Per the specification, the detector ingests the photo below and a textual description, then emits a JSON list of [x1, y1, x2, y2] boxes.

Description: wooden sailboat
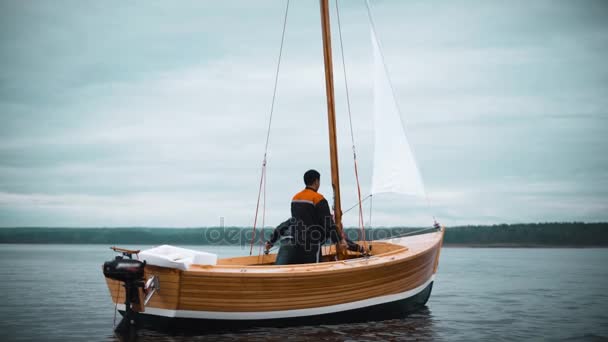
[[103, 0, 444, 332]]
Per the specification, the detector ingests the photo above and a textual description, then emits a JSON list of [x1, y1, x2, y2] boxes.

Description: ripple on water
[[1, 246, 607, 341]]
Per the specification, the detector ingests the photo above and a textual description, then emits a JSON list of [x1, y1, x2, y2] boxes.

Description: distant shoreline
[[0, 223, 606, 247], [0, 243, 606, 248]]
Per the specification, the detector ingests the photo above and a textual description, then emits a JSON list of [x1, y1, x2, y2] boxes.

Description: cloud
[[0, 191, 244, 227], [0, 0, 607, 227]]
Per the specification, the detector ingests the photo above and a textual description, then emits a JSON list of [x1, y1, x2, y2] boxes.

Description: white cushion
[[139, 245, 217, 270]]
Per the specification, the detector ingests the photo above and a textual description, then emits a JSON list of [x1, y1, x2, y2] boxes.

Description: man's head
[[303, 169, 321, 191]]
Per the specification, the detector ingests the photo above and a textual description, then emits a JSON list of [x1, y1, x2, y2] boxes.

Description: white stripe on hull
[[117, 275, 434, 320]]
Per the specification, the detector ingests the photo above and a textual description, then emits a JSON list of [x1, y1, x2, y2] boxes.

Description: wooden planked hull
[[118, 280, 434, 332], [105, 228, 444, 328]]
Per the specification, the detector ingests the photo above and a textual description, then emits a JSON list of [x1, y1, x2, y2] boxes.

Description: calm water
[[0, 244, 607, 341]]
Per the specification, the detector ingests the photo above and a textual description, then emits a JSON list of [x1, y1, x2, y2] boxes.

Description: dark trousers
[[275, 239, 321, 265]]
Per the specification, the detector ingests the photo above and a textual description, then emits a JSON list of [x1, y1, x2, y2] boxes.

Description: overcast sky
[[1, 0, 607, 228]]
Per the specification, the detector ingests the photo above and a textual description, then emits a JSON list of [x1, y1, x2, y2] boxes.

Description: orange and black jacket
[[268, 187, 363, 252], [290, 186, 336, 245]]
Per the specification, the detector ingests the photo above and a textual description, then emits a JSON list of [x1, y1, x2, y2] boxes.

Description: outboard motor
[[103, 257, 145, 283], [104, 247, 146, 337]]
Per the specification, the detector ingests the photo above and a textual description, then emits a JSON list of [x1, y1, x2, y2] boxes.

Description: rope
[[249, 160, 266, 255], [386, 225, 440, 240], [335, 0, 368, 249], [263, 0, 290, 155], [335, 0, 356, 152], [249, 0, 290, 255], [342, 194, 372, 215], [261, 166, 267, 254], [257, 165, 267, 259], [369, 194, 373, 231], [353, 158, 368, 247]]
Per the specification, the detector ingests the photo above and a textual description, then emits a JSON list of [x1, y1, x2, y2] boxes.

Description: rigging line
[[387, 225, 440, 240], [263, 0, 290, 155], [249, 162, 266, 255], [262, 166, 267, 251], [258, 165, 268, 258], [250, 0, 290, 255], [335, 0, 367, 248], [343, 194, 371, 215], [364, 0, 437, 223], [353, 158, 368, 247], [335, 0, 356, 150], [369, 194, 373, 230]]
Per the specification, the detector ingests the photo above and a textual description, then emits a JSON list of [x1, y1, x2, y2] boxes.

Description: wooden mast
[[319, 0, 346, 258]]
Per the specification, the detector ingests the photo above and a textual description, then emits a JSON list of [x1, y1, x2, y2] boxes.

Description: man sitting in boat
[[265, 169, 366, 264]]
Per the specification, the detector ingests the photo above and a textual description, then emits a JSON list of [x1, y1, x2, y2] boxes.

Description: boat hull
[[118, 280, 433, 332], [105, 229, 444, 332]]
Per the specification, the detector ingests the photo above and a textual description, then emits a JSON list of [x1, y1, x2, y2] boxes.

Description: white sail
[[370, 25, 426, 197]]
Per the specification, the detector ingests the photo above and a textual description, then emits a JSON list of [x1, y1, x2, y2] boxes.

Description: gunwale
[[186, 229, 443, 277]]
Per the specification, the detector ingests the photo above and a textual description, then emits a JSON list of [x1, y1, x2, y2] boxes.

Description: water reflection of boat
[[103, 0, 444, 333]]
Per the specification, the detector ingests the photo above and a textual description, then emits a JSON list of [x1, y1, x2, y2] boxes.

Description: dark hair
[[303, 169, 320, 186]]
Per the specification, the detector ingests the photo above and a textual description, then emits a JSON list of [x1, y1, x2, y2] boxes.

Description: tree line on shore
[[0, 222, 606, 246]]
